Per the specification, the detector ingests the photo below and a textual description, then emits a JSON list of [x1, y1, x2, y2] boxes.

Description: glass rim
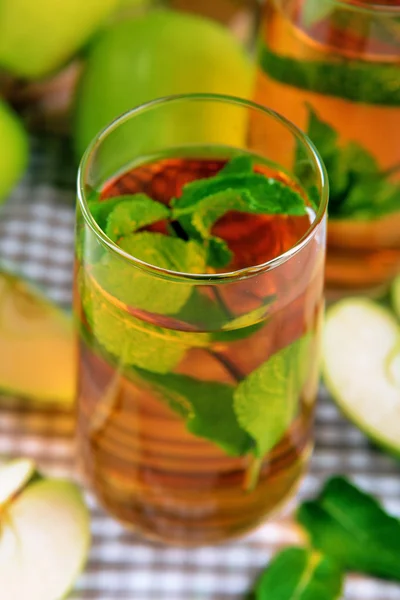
[[279, 0, 400, 16], [77, 93, 328, 284]]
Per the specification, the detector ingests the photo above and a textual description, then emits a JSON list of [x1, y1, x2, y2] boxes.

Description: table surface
[[1, 134, 399, 600]]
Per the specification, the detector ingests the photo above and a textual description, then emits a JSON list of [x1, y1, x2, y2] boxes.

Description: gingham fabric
[[1, 134, 399, 600]]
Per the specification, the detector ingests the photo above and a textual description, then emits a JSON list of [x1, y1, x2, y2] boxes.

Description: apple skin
[[73, 9, 254, 163], [0, 0, 118, 79], [0, 100, 28, 203]]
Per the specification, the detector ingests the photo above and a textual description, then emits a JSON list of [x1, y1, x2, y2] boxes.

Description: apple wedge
[[0, 458, 36, 506], [0, 475, 90, 600], [322, 298, 400, 456], [0, 269, 75, 406]]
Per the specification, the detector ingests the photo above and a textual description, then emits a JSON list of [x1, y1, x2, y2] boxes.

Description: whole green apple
[[0, 0, 118, 79], [73, 9, 254, 165], [0, 100, 28, 203]]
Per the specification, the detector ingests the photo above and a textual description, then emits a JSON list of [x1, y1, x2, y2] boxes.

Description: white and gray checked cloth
[[0, 134, 399, 600]]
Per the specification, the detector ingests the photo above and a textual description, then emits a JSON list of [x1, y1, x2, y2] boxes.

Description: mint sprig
[[302, 107, 400, 219]]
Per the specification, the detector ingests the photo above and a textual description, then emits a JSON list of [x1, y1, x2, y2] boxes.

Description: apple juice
[[75, 153, 325, 545], [254, 0, 400, 294]]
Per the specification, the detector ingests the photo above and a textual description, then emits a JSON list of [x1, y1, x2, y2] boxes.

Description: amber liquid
[[75, 156, 324, 545], [254, 0, 400, 294]]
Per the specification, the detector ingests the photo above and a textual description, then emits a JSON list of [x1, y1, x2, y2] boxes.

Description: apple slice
[[0, 458, 36, 506], [0, 477, 90, 600], [0, 269, 75, 406], [391, 274, 400, 321], [322, 298, 400, 456]]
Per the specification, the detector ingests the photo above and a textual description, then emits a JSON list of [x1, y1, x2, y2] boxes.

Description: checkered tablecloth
[[1, 134, 399, 600]]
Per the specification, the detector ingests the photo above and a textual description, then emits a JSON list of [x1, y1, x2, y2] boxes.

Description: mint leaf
[[218, 154, 254, 176], [206, 236, 233, 268], [136, 370, 252, 456], [88, 195, 134, 230], [255, 547, 343, 600], [174, 172, 306, 217], [297, 476, 400, 581], [90, 232, 206, 316], [105, 194, 169, 241], [234, 336, 309, 457], [81, 268, 209, 374], [340, 178, 400, 220], [119, 232, 205, 274], [172, 169, 306, 267], [259, 41, 400, 106]]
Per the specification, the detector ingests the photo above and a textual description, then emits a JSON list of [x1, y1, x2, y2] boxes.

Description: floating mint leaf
[[81, 269, 209, 374], [105, 194, 170, 241], [173, 189, 250, 268], [206, 236, 233, 268], [218, 154, 254, 176], [136, 370, 252, 456], [92, 232, 206, 315], [119, 232, 206, 273], [234, 336, 309, 457], [172, 166, 306, 267], [88, 195, 132, 230], [255, 547, 343, 600], [297, 476, 400, 581], [174, 172, 306, 216]]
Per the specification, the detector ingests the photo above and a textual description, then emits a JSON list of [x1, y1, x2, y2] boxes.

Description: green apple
[[73, 9, 254, 166], [322, 298, 400, 457], [0, 100, 28, 203], [0, 0, 118, 79], [0, 268, 75, 406], [0, 458, 90, 600]]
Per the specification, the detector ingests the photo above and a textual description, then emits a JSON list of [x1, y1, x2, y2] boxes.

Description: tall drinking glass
[[254, 0, 400, 296], [75, 94, 327, 546]]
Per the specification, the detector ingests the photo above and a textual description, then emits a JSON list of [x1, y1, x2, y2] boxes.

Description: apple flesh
[[0, 100, 28, 203], [0, 0, 118, 79], [73, 9, 254, 161], [0, 472, 90, 600], [0, 269, 75, 406]]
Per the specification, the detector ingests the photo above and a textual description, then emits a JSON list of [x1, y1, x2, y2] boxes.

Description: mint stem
[[210, 287, 234, 319], [209, 349, 244, 382], [244, 456, 263, 493]]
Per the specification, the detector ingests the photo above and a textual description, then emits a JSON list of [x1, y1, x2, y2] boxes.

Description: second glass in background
[[254, 0, 400, 296]]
